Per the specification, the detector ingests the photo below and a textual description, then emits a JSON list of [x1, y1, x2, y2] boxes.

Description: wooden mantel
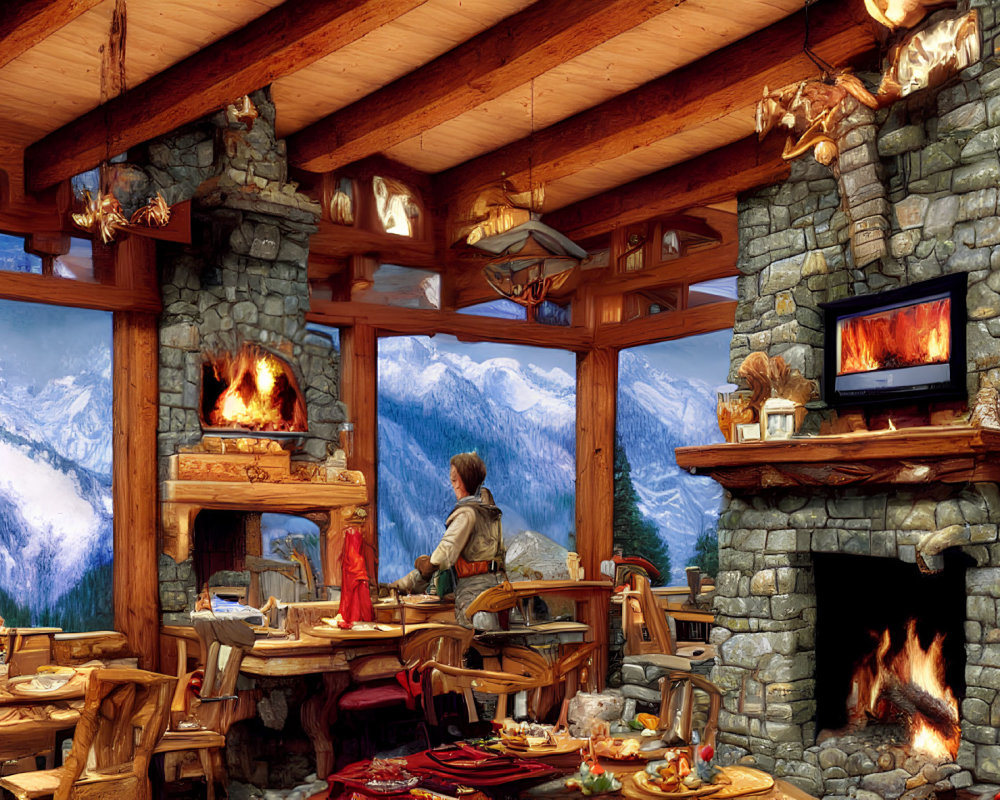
[[674, 426, 1000, 489], [161, 438, 368, 582]]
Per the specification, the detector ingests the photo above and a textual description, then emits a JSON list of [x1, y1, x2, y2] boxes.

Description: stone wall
[[141, 90, 346, 619], [714, 2, 1000, 796]]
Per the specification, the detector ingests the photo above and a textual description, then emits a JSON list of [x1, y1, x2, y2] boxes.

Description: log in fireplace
[[814, 552, 967, 761]]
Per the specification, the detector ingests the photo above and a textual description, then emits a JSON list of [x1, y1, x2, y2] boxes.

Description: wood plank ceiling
[[0, 0, 879, 260]]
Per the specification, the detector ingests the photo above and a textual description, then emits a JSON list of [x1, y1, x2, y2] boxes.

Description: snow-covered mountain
[[376, 336, 723, 585], [0, 347, 112, 475], [617, 349, 724, 583], [0, 427, 112, 627], [0, 311, 113, 629]]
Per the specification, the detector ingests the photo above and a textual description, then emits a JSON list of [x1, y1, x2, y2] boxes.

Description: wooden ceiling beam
[[587, 241, 739, 298], [0, 0, 104, 71], [543, 135, 790, 242], [595, 300, 737, 350], [24, 0, 425, 193], [308, 301, 593, 351], [309, 220, 440, 271], [287, 0, 681, 173], [436, 0, 876, 205]]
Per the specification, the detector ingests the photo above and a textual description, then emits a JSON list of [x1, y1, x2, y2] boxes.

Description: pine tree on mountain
[[613, 439, 671, 584], [688, 522, 719, 578]]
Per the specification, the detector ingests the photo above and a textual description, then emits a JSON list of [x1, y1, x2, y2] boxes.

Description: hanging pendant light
[[474, 220, 586, 318]]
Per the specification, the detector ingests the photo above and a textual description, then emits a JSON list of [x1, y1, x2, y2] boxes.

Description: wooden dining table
[[0, 667, 90, 769]]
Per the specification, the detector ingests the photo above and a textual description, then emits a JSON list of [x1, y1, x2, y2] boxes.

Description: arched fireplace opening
[[814, 550, 968, 758], [201, 344, 308, 432]]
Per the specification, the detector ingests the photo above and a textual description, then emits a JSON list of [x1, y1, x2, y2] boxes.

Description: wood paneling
[[543, 135, 790, 241], [0, 0, 104, 71], [288, 0, 683, 173], [25, 0, 426, 191], [575, 347, 617, 688], [112, 294, 160, 670], [435, 0, 876, 204]]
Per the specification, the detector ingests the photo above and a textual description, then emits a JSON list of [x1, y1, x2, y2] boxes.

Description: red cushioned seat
[[337, 681, 410, 712]]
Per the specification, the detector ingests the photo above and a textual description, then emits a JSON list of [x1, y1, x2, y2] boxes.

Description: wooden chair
[[401, 626, 476, 723], [415, 635, 555, 724], [657, 671, 722, 749], [0, 668, 174, 800], [623, 574, 675, 656], [155, 617, 256, 800]]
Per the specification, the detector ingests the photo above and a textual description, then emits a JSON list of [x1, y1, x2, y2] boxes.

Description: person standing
[[394, 452, 504, 629]]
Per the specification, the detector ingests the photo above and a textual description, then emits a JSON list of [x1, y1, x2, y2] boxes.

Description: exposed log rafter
[[25, 0, 426, 192], [436, 0, 877, 207], [544, 135, 790, 241], [288, 0, 682, 173]]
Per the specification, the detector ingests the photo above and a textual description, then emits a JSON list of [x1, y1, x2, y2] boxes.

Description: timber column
[[576, 346, 618, 687], [113, 238, 161, 669]]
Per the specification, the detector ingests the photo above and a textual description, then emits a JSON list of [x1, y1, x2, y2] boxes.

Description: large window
[[615, 329, 730, 584], [378, 335, 575, 582], [0, 300, 113, 629]]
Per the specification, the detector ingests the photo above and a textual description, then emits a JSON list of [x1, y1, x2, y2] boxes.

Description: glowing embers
[[837, 297, 950, 376], [201, 346, 307, 432], [847, 619, 959, 760]]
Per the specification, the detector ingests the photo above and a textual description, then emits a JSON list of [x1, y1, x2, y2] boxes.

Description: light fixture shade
[[473, 220, 586, 311]]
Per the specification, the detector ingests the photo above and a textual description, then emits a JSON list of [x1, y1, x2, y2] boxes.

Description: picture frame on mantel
[[736, 422, 761, 443], [761, 398, 796, 441]]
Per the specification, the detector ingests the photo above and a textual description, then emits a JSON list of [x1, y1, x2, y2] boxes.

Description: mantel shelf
[[674, 426, 1000, 489]]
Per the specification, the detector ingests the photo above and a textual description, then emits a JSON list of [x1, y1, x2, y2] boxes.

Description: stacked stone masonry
[[716, 3, 1000, 797], [147, 89, 346, 616]]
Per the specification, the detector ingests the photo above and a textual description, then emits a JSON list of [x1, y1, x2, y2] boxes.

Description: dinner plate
[[497, 736, 587, 758], [7, 673, 73, 695], [628, 770, 724, 799]]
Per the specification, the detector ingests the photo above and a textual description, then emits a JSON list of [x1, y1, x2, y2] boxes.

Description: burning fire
[[848, 619, 959, 760], [839, 298, 950, 375], [205, 347, 308, 432]]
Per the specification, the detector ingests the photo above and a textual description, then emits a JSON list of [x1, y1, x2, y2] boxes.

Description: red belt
[[454, 557, 491, 579]]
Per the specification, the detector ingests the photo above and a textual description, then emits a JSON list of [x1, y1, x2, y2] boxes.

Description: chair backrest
[[401, 625, 474, 669], [180, 617, 256, 735], [657, 671, 722, 751], [58, 668, 174, 800], [623, 574, 674, 656]]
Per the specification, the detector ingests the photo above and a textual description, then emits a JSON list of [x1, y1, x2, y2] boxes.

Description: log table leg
[[301, 672, 350, 779]]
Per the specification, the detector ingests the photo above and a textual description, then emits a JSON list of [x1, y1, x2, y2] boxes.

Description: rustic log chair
[[415, 639, 557, 724], [154, 617, 256, 800], [331, 625, 475, 757], [656, 671, 722, 750], [622, 574, 675, 656], [0, 668, 174, 800]]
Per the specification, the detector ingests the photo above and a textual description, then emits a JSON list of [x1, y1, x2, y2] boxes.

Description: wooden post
[[576, 346, 617, 688], [112, 238, 160, 670], [340, 323, 379, 581]]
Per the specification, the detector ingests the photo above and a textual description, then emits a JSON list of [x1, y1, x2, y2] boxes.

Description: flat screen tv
[[820, 274, 967, 408]]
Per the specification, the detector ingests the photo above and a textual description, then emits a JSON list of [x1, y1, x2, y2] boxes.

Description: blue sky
[[0, 299, 111, 387], [627, 328, 732, 388]]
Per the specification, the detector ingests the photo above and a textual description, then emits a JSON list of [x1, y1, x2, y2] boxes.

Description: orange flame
[[206, 346, 308, 432], [848, 619, 959, 759], [839, 298, 950, 375]]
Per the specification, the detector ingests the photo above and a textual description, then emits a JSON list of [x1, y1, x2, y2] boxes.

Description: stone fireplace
[[125, 89, 357, 625], [703, 4, 1000, 796]]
